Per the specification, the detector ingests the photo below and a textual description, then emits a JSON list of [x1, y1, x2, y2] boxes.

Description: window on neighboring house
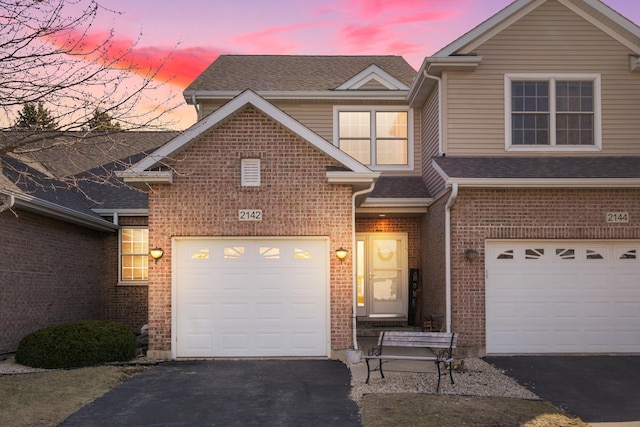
[[335, 108, 412, 169], [120, 228, 148, 282], [505, 74, 601, 151]]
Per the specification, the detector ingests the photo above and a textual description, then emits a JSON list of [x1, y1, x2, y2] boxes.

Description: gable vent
[[241, 158, 261, 187]]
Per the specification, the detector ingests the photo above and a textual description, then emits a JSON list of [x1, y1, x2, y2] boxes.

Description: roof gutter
[[116, 170, 174, 188], [185, 90, 409, 103], [445, 177, 640, 188], [1, 191, 118, 232]]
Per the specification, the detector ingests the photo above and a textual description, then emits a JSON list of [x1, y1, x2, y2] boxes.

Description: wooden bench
[[364, 331, 458, 393]]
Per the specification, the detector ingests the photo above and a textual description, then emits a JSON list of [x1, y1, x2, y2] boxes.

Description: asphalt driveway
[[484, 356, 640, 424], [60, 359, 361, 426]]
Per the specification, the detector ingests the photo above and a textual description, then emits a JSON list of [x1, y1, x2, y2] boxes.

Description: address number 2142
[[239, 209, 262, 221]]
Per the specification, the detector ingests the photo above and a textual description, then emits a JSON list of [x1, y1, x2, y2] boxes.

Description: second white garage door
[[174, 237, 329, 358], [486, 241, 640, 354]]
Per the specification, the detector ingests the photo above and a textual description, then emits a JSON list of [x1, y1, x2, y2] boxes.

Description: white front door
[[174, 237, 329, 358], [356, 233, 408, 318], [486, 240, 640, 354]]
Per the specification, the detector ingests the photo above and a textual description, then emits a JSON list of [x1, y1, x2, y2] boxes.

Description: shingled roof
[[1, 131, 178, 225], [185, 55, 417, 92], [434, 156, 640, 179], [368, 177, 431, 199]]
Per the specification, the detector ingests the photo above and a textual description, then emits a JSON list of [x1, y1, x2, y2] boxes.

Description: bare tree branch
[[0, 0, 184, 199]]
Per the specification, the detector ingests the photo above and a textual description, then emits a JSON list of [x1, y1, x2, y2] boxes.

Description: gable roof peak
[[433, 0, 640, 58], [120, 90, 376, 186]]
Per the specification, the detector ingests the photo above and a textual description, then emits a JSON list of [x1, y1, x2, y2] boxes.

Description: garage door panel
[[487, 241, 640, 354], [175, 238, 328, 357]]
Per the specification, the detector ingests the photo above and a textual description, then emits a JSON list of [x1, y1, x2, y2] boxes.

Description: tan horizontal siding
[[274, 103, 334, 141], [420, 89, 446, 193], [198, 99, 421, 175], [445, 1, 640, 156]]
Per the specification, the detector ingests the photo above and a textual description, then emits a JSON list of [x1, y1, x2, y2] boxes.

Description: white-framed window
[[334, 106, 413, 170], [504, 74, 601, 151], [120, 227, 148, 283]]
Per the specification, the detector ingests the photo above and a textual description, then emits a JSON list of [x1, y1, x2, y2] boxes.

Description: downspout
[[351, 182, 376, 350], [424, 64, 451, 330], [423, 67, 444, 156], [444, 183, 458, 333], [0, 193, 15, 213], [191, 93, 200, 118]]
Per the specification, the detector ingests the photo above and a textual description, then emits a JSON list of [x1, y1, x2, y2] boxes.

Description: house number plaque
[[239, 209, 262, 221], [606, 212, 629, 223]]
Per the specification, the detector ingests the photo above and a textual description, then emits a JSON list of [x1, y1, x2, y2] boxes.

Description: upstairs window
[[120, 228, 148, 283], [505, 74, 601, 151], [335, 107, 412, 170]]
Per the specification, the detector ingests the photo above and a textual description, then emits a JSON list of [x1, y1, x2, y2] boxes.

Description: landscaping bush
[[15, 320, 137, 369]]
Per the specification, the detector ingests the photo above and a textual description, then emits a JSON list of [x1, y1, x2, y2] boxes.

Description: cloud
[[340, 24, 386, 48], [130, 46, 221, 88], [231, 21, 333, 53], [45, 29, 221, 88], [388, 10, 457, 25], [386, 40, 425, 56], [343, 0, 425, 19]]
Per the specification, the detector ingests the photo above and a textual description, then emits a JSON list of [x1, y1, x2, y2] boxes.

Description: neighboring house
[[3, 0, 640, 358], [0, 132, 176, 354]]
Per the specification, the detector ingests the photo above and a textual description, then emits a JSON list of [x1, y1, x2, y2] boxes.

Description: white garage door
[[486, 241, 640, 354], [174, 237, 328, 358]]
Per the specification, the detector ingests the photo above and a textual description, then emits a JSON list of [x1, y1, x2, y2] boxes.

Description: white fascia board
[[434, 0, 543, 56], [432, 160, 451, 183], [360, 197, 432, 208], [562, 0, 640, 54], [116, 170, 173, 184], [357, 206, 428, 215], [92, 208, 149, 216], [183, 90, 408, 103], [582, 0, 640, 41], [446, 177, 640, 188], [132, 90, 373, 175], [326, 171, 380, 184], [335, 65, 410, 90], [409, 56, 482, 102], [8, 192, 118, 232]]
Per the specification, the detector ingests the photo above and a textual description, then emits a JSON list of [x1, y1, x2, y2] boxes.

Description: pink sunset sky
[[61, 0, 640, 129]]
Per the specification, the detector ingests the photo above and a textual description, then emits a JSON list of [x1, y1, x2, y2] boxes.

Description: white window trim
[[504, 73, 602, 152], [118, 226, 149, 286], [333, 106, 414, 171]]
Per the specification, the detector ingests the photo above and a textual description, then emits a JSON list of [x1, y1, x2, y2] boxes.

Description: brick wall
[[0, 208, 104, 353], [147, 106, 354, 355], [101, 216, 148, 333], [421, 194, 447, 326], [450, 188, 640, 353]]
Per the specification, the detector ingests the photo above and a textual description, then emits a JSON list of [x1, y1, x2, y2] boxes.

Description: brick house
[[3, 0, 640, 358], [0, 132, 175, 354]]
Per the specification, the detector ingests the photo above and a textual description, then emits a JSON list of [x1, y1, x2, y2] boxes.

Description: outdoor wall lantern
[[464, 248, 478, 262], [335, 247, 349, 261], [149, 247, 165, 263]]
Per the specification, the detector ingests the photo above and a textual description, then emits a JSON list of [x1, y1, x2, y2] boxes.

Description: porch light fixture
[[464, 248, 478, 262], [149, 247, 165, 263], [335, 247, 349, 261]]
